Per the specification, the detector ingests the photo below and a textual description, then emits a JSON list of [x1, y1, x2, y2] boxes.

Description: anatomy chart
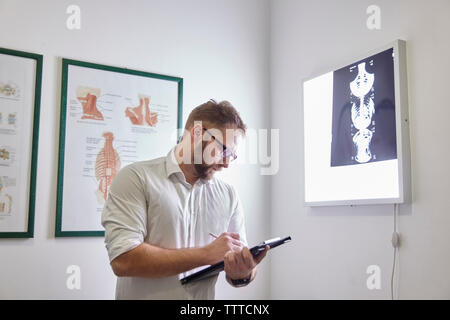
[[57, 60, 182, 235], [0, 48, 41, 237]]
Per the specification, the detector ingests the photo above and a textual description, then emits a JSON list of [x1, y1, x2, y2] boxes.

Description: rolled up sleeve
[[101, 164, 148, 262]]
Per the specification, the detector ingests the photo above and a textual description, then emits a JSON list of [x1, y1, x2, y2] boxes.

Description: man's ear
[[191, 122, 203, 143]]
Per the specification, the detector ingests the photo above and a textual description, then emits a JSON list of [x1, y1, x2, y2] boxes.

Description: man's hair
[[184, 99, 247, 134]]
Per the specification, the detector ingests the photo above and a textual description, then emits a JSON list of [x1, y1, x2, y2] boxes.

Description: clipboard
[[180, 236, 292, 285]]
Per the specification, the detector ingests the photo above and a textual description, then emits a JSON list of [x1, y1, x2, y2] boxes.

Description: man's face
[[192, 125, 240, 180]]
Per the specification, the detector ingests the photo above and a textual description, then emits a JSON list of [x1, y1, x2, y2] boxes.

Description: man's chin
[[195, 164, 216, 180]]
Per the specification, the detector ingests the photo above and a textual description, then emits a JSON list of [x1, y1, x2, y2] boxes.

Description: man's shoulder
[[118, 156, 167, 178]]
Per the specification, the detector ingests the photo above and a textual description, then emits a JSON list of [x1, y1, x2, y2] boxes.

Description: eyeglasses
[[202, 127, 237, 161]]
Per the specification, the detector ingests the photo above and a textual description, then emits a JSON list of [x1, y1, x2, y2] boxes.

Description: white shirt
[[101, 148, 247, 300]]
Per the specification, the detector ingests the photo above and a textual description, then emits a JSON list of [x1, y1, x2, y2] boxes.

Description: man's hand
[[224, 245, 269, 281], [204, 232, 242, 265]]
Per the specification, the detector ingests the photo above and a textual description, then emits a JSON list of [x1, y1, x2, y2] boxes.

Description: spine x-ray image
[[331, 48, 397, 167]]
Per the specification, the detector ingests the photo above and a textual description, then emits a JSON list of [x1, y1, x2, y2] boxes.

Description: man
[[101, 99, 268, 299]]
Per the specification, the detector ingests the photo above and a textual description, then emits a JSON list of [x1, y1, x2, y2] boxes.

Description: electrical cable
[[391, 203, 398, 300]]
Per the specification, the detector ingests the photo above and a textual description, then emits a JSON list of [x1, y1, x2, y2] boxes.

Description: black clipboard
[[180, 236, 292, 285]]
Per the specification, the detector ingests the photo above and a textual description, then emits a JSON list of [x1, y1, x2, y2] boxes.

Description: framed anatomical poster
[[56, 58, 183, 237], [0, 48, 42, 238]]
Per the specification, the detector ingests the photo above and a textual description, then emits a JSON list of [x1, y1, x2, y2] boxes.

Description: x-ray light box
[[303, 40, 410, 206]]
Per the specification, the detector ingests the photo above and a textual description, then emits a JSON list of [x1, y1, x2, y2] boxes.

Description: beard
[[192, 141, 217, 180], [194, 163, 215, 179]]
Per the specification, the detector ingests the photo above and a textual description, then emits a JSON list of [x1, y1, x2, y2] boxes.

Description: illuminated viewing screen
[[303, 47, 401, 205]]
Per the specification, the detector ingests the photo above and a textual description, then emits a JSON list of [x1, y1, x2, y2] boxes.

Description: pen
[[209, 232, 218, 239]]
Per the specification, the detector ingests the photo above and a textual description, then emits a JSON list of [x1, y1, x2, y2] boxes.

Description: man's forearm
[[111, 242, 210, 278]]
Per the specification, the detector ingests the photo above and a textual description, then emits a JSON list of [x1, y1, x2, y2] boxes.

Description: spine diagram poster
[[0, 48, 42, 238], [56, 59, 182, 236]]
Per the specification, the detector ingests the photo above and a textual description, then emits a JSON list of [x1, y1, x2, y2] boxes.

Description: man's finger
[[242, 247, 255, 269], [254, 245, 269, 264], [227, 251, 237, 267], [229, 233, 240, 240], [224, 253, 231, 272], [224, 252, 232, 268], [234, 249, 247, 267], [231, 238, 242, 247]]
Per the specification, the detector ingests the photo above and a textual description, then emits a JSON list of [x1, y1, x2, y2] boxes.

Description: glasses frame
[[202, 127, 238, 161]]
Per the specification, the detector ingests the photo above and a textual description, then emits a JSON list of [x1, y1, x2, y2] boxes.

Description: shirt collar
[[165, 147, 183, 178], [165, 147, 214, 185]]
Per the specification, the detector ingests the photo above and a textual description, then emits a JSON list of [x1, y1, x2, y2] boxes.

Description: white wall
[[0, 0, 271, 299], [269, 0, 450, 299]]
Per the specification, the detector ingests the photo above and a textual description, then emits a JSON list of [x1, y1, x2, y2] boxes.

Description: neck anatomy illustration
[[125, 95, 158, 126], [76, 86, 104, 121]]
